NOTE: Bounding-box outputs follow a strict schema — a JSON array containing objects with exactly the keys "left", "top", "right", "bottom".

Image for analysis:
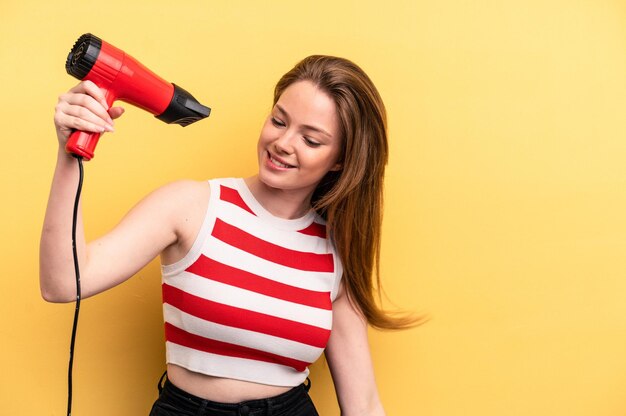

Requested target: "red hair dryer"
[{"left": 65, "top": 33, "right": 210, "bottom": 160}]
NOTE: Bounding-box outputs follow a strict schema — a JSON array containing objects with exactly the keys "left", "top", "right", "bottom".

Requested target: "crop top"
[{"left": 161, "top": 177, "right": 343, "bottom": 387}]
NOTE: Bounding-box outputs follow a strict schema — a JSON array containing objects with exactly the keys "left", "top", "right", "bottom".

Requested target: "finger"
[
  {"left": 69, "top": 80, "right": 110, "bottom": 112},
  {"left": 61, "top": 92, "right": 115, "bottom": 126},
  {"left": 108, "top": 106, "right": 125, "bottom": 120},
  {"left": 57, "top": 100, "right": 114, "bottom": 132},
  {"left": 60, "top": 113, "right": 107, "bottom": 134}
]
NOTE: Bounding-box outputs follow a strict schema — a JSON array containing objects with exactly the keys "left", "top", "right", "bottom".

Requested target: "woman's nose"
[{"left": 274, "top": 130, "right": 296, "bottom": 154}]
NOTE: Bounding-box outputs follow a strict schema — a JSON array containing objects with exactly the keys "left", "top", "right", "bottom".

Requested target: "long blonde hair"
[{"left": 274, "top": 56, "right": 424, "bottom": 330}]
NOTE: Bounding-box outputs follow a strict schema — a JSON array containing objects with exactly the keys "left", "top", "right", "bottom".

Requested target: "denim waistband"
[{"left": 157, "top": 376, "right": 312, "bottom": 416}]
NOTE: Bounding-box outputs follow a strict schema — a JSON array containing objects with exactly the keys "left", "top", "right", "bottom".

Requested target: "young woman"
[{"left": 41, "top": 55, "right": 419, "bottom": 416}]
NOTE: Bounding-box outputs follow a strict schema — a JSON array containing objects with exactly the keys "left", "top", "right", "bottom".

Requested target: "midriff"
[{"left": 166, "top": 363, "right": 293, "bottom": 403}]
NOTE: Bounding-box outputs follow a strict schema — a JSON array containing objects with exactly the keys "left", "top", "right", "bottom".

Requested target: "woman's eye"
[
  {"left": 304, "top": 137, "right": 321, "bottom": 147},
  {"left": 271, "top": 117, "right": 285, "bottom": 127}
]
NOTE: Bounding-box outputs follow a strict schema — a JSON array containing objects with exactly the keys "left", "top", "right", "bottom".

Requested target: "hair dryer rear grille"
[{"left": 66, "top": 33, "right": 102, "bottom": 80}]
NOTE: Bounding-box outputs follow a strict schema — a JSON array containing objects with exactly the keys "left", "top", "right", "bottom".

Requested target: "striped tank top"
[{"left": 161, "top": 177, "right": 343, "bottom": 387}]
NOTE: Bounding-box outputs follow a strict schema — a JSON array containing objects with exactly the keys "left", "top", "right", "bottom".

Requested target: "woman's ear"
[{"left": 330, "top": 150, "right": 344, "bottom": 172}]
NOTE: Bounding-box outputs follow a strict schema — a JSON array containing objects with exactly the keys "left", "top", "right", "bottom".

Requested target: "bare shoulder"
[
  {"left": 143, "top": 179, "right": 209, "bottom": 209},
  {"left": 155, "top": 179, "right": 211, "bottom": 265},
  {"left": 150, "top": 179, "right": 210, "bottom": 223},
  {"left": 153, "top": 179, "right": 210, "bottom": 199}
]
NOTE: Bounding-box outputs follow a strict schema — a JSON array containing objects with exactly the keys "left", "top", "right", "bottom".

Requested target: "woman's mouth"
[{"left": 268, "top": 152, "right": 295, "bottom": 169}]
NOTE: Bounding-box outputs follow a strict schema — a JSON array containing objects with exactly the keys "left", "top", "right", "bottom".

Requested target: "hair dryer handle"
[
  {"left": 66, "top": 130, "right": 102, "bottom": 161},
  {"left": 65, "top": 89, "right": 116, "bottom": 160}
]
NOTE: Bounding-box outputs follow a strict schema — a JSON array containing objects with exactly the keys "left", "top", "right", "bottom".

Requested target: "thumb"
[{"left": 109, "top": 106, "right": 125, "bottom": 120}]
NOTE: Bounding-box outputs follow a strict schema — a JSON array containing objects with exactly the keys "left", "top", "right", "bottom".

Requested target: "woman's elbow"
[
  {"left": 40, "top": 287, "right": 75, "bottom": 303},
  {"left": 39, "top": 274, "right": 76, "bottom": 303}
]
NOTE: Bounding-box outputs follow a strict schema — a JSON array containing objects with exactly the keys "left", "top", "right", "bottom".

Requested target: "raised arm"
[
  {"left": 39, "top": 81, "right": 205, "bottom": 302},
  {"left": 325, "top": 282, "right": 386, "bottom": 416}
]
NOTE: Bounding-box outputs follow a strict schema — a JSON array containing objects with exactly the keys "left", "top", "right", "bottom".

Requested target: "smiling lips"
[{"left": 268, "top": 151, "right": 296, "bottom": 169}]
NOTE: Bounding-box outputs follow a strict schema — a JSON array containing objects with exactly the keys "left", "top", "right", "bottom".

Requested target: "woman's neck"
[{"left": 244, "top": 176, "right": 313, "bottom": 220}]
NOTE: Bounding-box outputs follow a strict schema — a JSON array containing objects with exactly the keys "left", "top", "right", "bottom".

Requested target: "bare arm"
[
  {"left": 325, "top": 283, "right": 386, "bottom": 416},
  {"left": 39, "top": 81, "right": 204, "bottom": 302}
]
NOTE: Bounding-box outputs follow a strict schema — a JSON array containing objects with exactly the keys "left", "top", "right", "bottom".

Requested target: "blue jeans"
[{"left": 149, "top": 374, "right": 319, "bottom": 416}]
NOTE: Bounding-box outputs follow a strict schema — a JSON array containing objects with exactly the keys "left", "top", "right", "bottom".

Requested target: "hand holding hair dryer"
[{"left": 65, "top": 33, "right": 211, "bottom": 160}]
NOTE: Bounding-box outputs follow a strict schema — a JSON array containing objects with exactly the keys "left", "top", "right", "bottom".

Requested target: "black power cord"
[{"left": 68, "top": 155, "right": 84, "bottom": 416}]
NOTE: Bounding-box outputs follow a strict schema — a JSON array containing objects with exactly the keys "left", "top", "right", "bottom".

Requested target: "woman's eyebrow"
[{"left": 275, "top": 104, "right": 332, "bottom": 138}]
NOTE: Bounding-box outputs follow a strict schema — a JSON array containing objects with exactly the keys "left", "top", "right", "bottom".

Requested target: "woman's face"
[{"left": 257, "top": 80, "right": 342, "bottom": 197}]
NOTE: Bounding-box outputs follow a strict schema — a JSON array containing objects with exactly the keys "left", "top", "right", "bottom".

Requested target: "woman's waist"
[{"left": 166, "top": 363, "right": 293, "bottom": 403}]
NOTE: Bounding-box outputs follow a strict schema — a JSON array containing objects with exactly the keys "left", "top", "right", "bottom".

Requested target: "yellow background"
[{"left": 1, "top": 1, "right": 626, "bottom": 415}]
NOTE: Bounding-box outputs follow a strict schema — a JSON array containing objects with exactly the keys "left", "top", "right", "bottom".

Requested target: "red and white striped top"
[{"left": 161, "top": 178, "right": 343, "bottom": 387}]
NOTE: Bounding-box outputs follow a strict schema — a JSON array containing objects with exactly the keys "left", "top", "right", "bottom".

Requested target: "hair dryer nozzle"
[
  {"left": 66, "top": 33, "right": 102, "bottom": 80},
  {"left": 156, "top": 84, "right": 211, "bottom": 126}
]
